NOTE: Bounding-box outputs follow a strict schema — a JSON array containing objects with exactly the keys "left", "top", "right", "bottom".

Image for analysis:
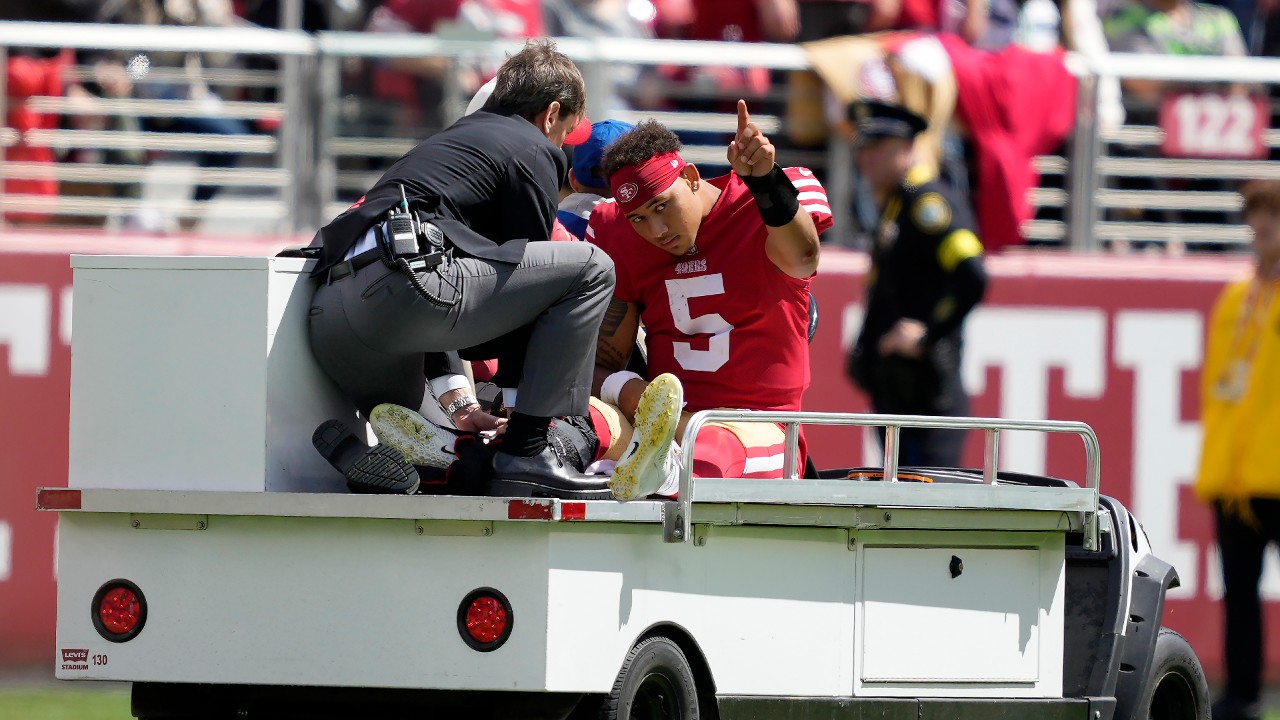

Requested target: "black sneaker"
[{"left": 312, "top": 419, "right": 420, "bottom": 495}]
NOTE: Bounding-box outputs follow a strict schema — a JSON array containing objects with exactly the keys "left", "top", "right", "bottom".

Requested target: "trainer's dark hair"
[
  {"left": 600, "top": 120, "right": 683, "bottom": 181},
  {"left": 488, "top": 39, "right": 585, "bottom": 122}
]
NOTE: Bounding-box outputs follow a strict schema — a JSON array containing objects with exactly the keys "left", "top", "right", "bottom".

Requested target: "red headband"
[{"left": 610, "top": 152, "right": 687, "bottom": 214}]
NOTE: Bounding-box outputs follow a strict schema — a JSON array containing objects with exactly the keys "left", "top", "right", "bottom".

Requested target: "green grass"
[{"left": 0, "top": 688, "right": 131, "bottom": 720}]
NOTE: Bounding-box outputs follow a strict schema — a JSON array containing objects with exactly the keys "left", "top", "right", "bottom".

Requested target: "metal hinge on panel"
[
  {"left": 846, "top": 529, "right": 856, "bottom": 551},
  {"left": 692, "top": 524, "right": 711, "bottom": 547},
  {"left": 853, "top": 508, "right": 892, "bottom": 530},
  {"left": 662, "top": 502, "right": 685, "bottom": 543},
  {"left": 414, "top": 520, "right": 494, "bottom": 537},
  {"left": 130, "top": 514, "right": 208, "bottom": 531}
]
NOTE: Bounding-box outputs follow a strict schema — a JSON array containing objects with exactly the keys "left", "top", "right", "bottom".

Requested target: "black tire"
[
  {"left": 1135, "top": 628, "right": 1211, "bottom": 720},
  {"left": 601, "top": 636, "right": 700, "bottom": 720}
]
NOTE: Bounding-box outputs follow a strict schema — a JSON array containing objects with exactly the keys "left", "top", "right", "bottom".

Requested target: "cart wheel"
[
  {"left": 601, "top": 636, "right": 699, "bottom": 720},
  {"left": 1137, "top": 628, "right": 1210, "bottom": 720}
]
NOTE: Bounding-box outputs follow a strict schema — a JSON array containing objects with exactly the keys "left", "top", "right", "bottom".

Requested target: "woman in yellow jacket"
[{"left": 1196, "top": 179, "right": 1280, "bottom": 720}]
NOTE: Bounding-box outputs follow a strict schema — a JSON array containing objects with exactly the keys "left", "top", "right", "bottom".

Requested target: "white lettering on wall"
[
  {"left": 964, "top": 309, "right": 1108, "bottom": 474},
  {"left": 1115, "top": 311, "right": 1203, "bottom": 598},
  {"left": 0, "top": 285, "right": 52, "bottom": 375},
  {"left": 0, "top": 521, "right": 11, "bottom": 582}
]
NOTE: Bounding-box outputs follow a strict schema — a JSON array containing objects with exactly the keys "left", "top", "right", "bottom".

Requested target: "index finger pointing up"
[{"left": 737, "top": 99, "right": 750, "bottom": 135}]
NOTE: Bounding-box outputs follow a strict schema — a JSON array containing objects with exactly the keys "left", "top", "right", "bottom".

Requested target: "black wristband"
[{"left": 740, "top": 165, "right": 801, "bottom": 227}]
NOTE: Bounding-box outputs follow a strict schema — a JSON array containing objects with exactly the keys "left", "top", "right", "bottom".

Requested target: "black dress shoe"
[{"left": 490, "top": 446, "right": 613, "bottom": 500}]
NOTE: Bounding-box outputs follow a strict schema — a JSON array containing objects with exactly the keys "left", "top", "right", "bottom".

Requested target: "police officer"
[
  {"left": 846, "top": 99, "right": 988, "bottom": 467},
  {"left": 308, "top": 40, "right": 616, "bottom": 496}
]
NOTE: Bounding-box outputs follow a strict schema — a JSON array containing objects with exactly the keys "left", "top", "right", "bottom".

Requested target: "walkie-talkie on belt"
[
  {"left": 387, "top": 184, "right": 456, "bottom": 307},
  {"left": 387, "top": 184, "right": 445, "bottom": 272},
  {"left": 387, "top": 185, "right": 419, "bottom": 258}
]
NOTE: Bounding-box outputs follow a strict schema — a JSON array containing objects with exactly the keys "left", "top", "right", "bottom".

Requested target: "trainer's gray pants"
[{"left": 309, "top": 241, "right": 615, "bottom": 419}]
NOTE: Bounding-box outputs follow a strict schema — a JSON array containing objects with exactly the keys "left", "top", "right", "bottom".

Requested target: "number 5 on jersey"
[{"left": 665, "top": 274, "right": 731, "bottom": 372}]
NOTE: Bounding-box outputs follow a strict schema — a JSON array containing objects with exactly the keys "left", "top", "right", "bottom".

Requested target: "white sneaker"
[
  {"left": 610, "top": 373, "right": 683, "bottom": 501},
  {"left": 369, "top": 403, "right": 459, "bottom": 468}
]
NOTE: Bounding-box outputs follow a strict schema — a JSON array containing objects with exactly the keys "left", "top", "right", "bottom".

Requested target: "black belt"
[{"left": 327, "top": 248, "right": 385, "bottom": 283}]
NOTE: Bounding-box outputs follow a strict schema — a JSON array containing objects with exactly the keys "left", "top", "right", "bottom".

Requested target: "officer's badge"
[
  {"left": 913, "top": 193, "right": 951, "bottom": 234},
  {"left": 877, "top": 221, "right": 898, "bottom": 248}
]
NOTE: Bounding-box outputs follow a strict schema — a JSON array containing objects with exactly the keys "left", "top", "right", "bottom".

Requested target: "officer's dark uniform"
[{"left": 846, "top": 100, "right": 988, "bottom": 467}]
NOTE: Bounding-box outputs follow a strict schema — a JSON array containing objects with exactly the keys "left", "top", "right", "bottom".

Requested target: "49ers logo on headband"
[{"left": 610, "top": 152, "right": 688, "bottom": 213}]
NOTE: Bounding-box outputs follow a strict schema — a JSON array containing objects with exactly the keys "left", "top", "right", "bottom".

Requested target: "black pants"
[
  {"left": 869, "top": 352, "right": 969, "bottom": 468},
  {"left": 1215, "top": 498, "right": 1280, "bottom": 703}
]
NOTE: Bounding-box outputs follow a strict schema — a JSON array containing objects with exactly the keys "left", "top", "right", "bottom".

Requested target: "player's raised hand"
[{"left": 727, "top": 99, "right": 775, "bottom": 178}]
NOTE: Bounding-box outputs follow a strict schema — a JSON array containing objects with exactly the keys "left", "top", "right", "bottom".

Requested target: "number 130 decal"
[{"left": 665, "top": 274, "right": 732, "bottom": 372}]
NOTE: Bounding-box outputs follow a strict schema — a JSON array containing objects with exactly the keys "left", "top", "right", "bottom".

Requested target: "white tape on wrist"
[{"left": 600, "top": 370, "right": 643, "bottom": 407}]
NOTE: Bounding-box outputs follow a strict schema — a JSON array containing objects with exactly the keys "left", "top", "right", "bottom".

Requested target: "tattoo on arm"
[
  {"left": 595, "top": 298, "right": 636, "bottom": 373},
  {"left": 600, "top": 298, "right": 628, "bottom": 337},
  {"left": 595, "top": 341, "right": 628, "bottom": 372}
]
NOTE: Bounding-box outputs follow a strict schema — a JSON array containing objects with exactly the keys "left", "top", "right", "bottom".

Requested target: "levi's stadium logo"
[
  {"left": 62, "top": 649, "right": 88, "bottom": 663},
  {"left": 618, "top": 183, "right": 639, "bottom": 203}
]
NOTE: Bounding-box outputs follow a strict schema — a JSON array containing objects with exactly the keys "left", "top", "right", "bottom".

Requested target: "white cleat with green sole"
[
  {"left": 369, "top": 403, "right": 459, "bottom": 469},
  {"left": 610, "top": 373, "right": 683, "bottom": 502}
]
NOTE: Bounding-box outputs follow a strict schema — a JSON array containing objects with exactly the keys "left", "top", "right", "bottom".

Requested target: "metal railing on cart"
[{"left": 3, "top": 20, "right": 1279, "bottom": 250}]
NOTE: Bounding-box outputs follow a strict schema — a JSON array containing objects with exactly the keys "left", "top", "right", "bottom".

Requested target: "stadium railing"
[{"left": 3, "top": 20, "right": 1279, "bottom": 251}]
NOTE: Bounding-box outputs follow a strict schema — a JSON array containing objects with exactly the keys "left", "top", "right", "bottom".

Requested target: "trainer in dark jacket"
[
  {"left": 845, "top": 100, "right": 988, "bottom": 467},
  {"left": 312, "top": 108, "right": 569, "bottom": 274},
  {"left": 308, "top": 39, "right": 615, "bottom": 495}
]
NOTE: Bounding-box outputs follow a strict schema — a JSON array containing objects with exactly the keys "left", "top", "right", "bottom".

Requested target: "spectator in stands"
[
  {"left": 1105, "top": 0, "right": 1248, "bottom": 101},
  {"left": 63, "top": 57, "right": 150, "bottom": 229},
  {"left": 670, "top": 0, "right": 797, "bottom": 102},
  {"left": 3, "top": 49, "right": 67, "bottom": 224},
  {"left": 544, "top": 0, "right": 655, "bottom": 113},
  {"left": 876, "top": 0, "right": 1007, "bottom": 47},
  {"left": 362, "top": 0, "right": 543, "bottom": 132},
  {"left": 1204, "top": 0, "right": 1264, "bottom": 53},
  {"left": 845, "top": 100, "right": 987, "bottom": 467},
  {"left": 3, "top": 48, "right": 69, "bottom": 222},
  {"left": 1103, "top": 0, "right": 1248, "bottom": 241},
  {"left": 105, "top": 0, "right": 255, "bottom": 230},
  {"left": 1194, "top": 180, "right": 1280, "bottom": 720}
]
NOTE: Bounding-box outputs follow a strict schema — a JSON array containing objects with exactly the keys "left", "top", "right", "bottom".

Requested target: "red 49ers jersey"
[{"left": 588, "top": 168, "right": 834, "bottom": 412}]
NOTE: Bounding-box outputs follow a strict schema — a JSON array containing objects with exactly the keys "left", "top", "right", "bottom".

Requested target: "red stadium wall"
[{"left": 0, "top": 233, "right": 1264, "bottom": 684}]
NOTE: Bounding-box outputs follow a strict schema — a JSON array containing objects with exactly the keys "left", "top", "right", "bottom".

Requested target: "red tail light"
[
  {"left": 457, "top": 588, "right": 513, "bottom": 652},
  {"left": 92, "top": 580, "right": 147, "bottom": 642}
]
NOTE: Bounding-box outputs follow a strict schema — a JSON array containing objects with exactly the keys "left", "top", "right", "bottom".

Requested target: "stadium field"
[{"left": 0, "top": 687, "right": 130, "bottom": 719}]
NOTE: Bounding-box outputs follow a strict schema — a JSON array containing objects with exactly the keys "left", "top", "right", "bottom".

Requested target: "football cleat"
[
  {"left": 610, "top": 373, "right": 683, "bottom": 501},
  {"left": 369, "top": 403, "right": 460, "bottom": 469}
]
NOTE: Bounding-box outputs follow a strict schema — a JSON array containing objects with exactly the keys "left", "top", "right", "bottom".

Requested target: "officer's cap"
[{"left": 848, "top": 99, "right": 928, "bottom": 145}]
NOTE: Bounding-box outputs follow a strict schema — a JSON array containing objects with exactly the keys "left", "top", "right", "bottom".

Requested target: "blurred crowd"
[{"left": 2, "top": 0, "right": 1279, "bottom": 245}]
